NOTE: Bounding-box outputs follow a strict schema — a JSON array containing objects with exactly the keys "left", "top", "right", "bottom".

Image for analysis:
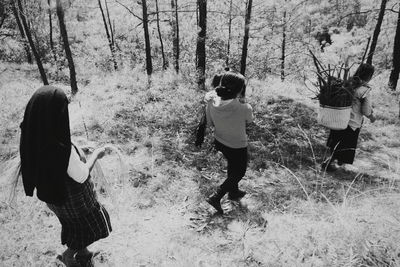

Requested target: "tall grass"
[{"left": 1, "top": 64, "right": 400, "bottom": 266}]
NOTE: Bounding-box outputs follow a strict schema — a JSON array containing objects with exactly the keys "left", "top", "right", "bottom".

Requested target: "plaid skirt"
[{"left": 47, "top": 177, "right": 112, "bottom": 250}]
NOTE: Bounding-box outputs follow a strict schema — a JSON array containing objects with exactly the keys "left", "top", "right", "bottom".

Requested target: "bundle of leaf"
[
  {"left": 309, "top": 50, "right": 357, "bottom": 130},
  {"left": 5, "top": 144, "right": 127, "bottom": 211},
  {"left": 4, "top": 155, "right": 22, "bottom": 206},
  {"left": 194, "top": 106, "right": 207, "bottom": 147},
  {"left": 194, "top": 91, "right": 217, "bottom": 147},
  {"left": 318, "top": 76, "right": 354, "bottom": 107},
  {"left": 309, "top": 38, "right": 372, "bottom": 130},
  {"left": 88, "top": 144, "right": 128, "bottom": 211}
]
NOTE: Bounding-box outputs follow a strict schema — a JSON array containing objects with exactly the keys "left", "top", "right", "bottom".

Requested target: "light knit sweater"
[
  {"left": 348, "top": 85, "right": 373, "bottom": 130},
  {"left": 206, "top": 98, "right": 253, "bottom": 148}
]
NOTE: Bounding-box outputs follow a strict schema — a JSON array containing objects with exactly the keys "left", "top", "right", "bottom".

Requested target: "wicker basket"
[{"left": 318, "top": 105, "right": 351, "bottom": 130}]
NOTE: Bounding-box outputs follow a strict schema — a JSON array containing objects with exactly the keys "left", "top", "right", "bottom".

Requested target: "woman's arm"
[
  {"left": 68, "top": 146, "right": 106, "bottom": 183},
  {"left": 361, "top": 95, "right": 375, "bottom": 122},
  {"left": 245, "top": 104, "right": 254, "bottom": 123},
  {"left": 206, "top": 102, "right": 214, "bottom": 127},
  {"left": 85, "top": 147, "right": 106, "bottom": 173}
]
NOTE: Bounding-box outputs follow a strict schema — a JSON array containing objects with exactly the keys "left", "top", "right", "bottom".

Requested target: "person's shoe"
[
  {"left": 207, "top": 195, "right": 223, "bottom": 214},
  {"left": 228, "top": 189, "right": 246, "bottom": 201},
  {"left": 321, "top": 161, "right": 337, "bottom": 172},
  {"left": 56, "top": 253, "right": 80, "bottom": 267},
  {"left": 75, "top": 251, "right": 99, "bottom": 267},
  {"left": 207, "top": 190, "right": 224, "bottom": 214}
]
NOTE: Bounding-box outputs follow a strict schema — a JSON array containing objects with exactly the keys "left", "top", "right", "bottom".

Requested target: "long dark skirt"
[
  {"left": 47, "top": 178, "right": 112, "bottom": 250},
  {"left": 214, "top": 140, "right": 248, "bottom": 193},
  {"left": 327, "top": 126, "right": 360, "bottom": 164}
]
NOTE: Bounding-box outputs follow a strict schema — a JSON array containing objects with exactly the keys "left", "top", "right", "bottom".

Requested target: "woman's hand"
[
  {"left": 87, "top": 146, "right": 107, "bottom": 173},
  {"left": 94, "top": 147, "right": 107, "bottom": 159},
  {"left": 368, "top": 113, "right": 376, "bottom": 123},
  {"left": 238, "top": 96, "right": 246, "bottom": 103}
]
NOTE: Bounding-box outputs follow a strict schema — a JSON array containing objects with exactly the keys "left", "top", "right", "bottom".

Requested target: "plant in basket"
[
  {"left": 308, "top": 37, "right": 371, "bottom": 130},
  {"left": 308, "top": 50, "right": 355, "bottom": 130},
  {"left": 319, "top": 75, "right": 354, "bottom": 108}
]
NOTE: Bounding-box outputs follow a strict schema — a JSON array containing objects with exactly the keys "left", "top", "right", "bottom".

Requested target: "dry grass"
[{"left": 1, "top": 63, "right": 400, "bottom": 266}]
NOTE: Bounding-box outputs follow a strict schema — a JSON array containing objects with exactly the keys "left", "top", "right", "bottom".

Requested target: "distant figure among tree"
[{"left": 316, "top": 27, "right": 332, "bottom": 52}]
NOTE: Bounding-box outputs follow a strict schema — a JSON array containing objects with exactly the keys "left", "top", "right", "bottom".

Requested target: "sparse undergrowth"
[{"left": 1, "top": 64, "right": 400, "bottom": 266}]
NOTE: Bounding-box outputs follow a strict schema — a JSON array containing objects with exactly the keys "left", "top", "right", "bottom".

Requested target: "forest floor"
[{"left": 1, "top": 63, "right": 400, "bottom": 267}]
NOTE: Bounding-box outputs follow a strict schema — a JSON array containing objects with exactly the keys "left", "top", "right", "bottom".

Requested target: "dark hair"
[
  {"left": 353, "top": 63, "right": 374, "bottom": 83},
  {"left": 343, "top": 63, "right": 374, "bottom": 91},
  {"left": 212, "top": 72, "right": 246, "bottom": 100}
]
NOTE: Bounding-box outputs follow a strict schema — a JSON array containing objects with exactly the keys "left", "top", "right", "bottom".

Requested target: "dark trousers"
[
  {"left": 327, "top": 126, "right": 360, "bottom": 164},
  {"left": 214, "top": 140, "right": 248, "bottom": 193}
]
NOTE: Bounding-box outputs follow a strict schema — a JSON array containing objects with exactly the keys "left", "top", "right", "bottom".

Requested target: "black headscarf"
[{"left": 20, "top": 86, "right": 71, "bottom": 205}]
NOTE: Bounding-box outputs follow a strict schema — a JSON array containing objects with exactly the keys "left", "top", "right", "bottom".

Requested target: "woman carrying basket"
[
  {"left": 19, "top": 86, "right": 111, "bottom": 266},
  {"left": 322, "top": 63, "right": 376, "bottom": 172}
]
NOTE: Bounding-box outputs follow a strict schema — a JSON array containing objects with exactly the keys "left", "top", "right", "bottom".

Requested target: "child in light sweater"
[{"left": 206, "top": 72, "right": 253, "bottom": 214}]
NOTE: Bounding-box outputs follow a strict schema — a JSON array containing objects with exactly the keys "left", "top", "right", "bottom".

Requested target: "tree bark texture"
[
  {"left": 172, "top": 0, "right": 180, "bottom": 72},
  {"left": 142, "top": 0, "right": 153, "bottom": 76},
  {"left": 226, "top": 0, "right": 233, "bottom": 67},
  {"left": 240, "top": 0, "right": 252, "bottom": 75},
  {"left": 196, "top": 0, "right": 207, "bottom": 91},
  {"left": 104, "top": 0, "right": 114, "bottom": 46},
  {"left": 0, "top": 1, "right": 6, "bottom": 30},
  {"left": 366, "top": 0, "right": 387, "bottom": 65},
  {"left": 280, "top": 8, "right": 286, "bottom": 81},
  {"left": 389, "top": 6, "right": 400, "bottom": 91},
  {"left": 155, "top": 0, "right": 167, "bottom": 70},
  {"left": 56, "top": 0, "right": 78, "bottom": 94},
  {"left": 98, "top": 0, "right": 117, "bottom": 70},
  {"left": 48, "top": 0, "right": 57, "bottom": 62},
  {"left": 16, "top": 0, "right": 48, "bottom": 84},
  {"left": 11, "top": 0, "right": 32, "bottom": 64}
]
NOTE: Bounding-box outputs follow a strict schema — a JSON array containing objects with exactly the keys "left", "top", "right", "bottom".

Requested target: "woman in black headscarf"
[{"left": 20, "top": 86, "right": 111, "bottom": 267}]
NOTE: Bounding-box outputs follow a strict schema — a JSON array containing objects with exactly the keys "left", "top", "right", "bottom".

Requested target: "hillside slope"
[{"left": 1, "top": 64, "right": 400, "bottom": 266}]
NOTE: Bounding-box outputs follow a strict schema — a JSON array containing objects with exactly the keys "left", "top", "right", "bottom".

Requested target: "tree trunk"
[
  {"left": 0, "top": 1, "right": 6, "bottom": 30},
  {"left": 195, "top": 2, "right": 199, "bottom": 68},
  {"left": 104, "top": 0, "right": 114, "bottom": 46},
  {"left": 56, "top": 0, "right": 78, "bottom": 94},
  {"left": 226, "top": 0, "right": 233, "bottom": 67},
  {"left": 48, "top": 0, "right": 57, "bottom": 62},
  {"left": 170, "top": 0, "right": 179, "bottom": 72},
  {"left": 366, "top": 0, "right": 387, "bottom": 65},
  {"left": 16, "top": 0, "right": 48, "bottom": 84},
  {"left": 196, "top": 0, "right": 207, "bottom": 91},
  {"left": 142, "top": 0, "right": 153, "bottom": 76},
  {"left": 389, "top": 6, "right": 400, "bottom": 91},
  {"left": 281, "top": 6, "right": 287, "bottom": 82},
  {"left": 0, "top": 15, "right": 6, "bottom": 31},
  {"left": 11, "top": 1, "right": 32, "bottom": 64},
  {"left": 155, "top": 0, "right": 167, "bottom": 70},
  {"left": 98, "top": 0, "right": 117, "bottom": 70},
  {"left": 240, "top": 0, "right": 252, "bottom": 75}
]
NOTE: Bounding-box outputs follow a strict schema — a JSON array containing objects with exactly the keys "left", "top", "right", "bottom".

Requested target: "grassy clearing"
[{"left": 1, "top": 63, "right": 400, "bottom": 266}]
